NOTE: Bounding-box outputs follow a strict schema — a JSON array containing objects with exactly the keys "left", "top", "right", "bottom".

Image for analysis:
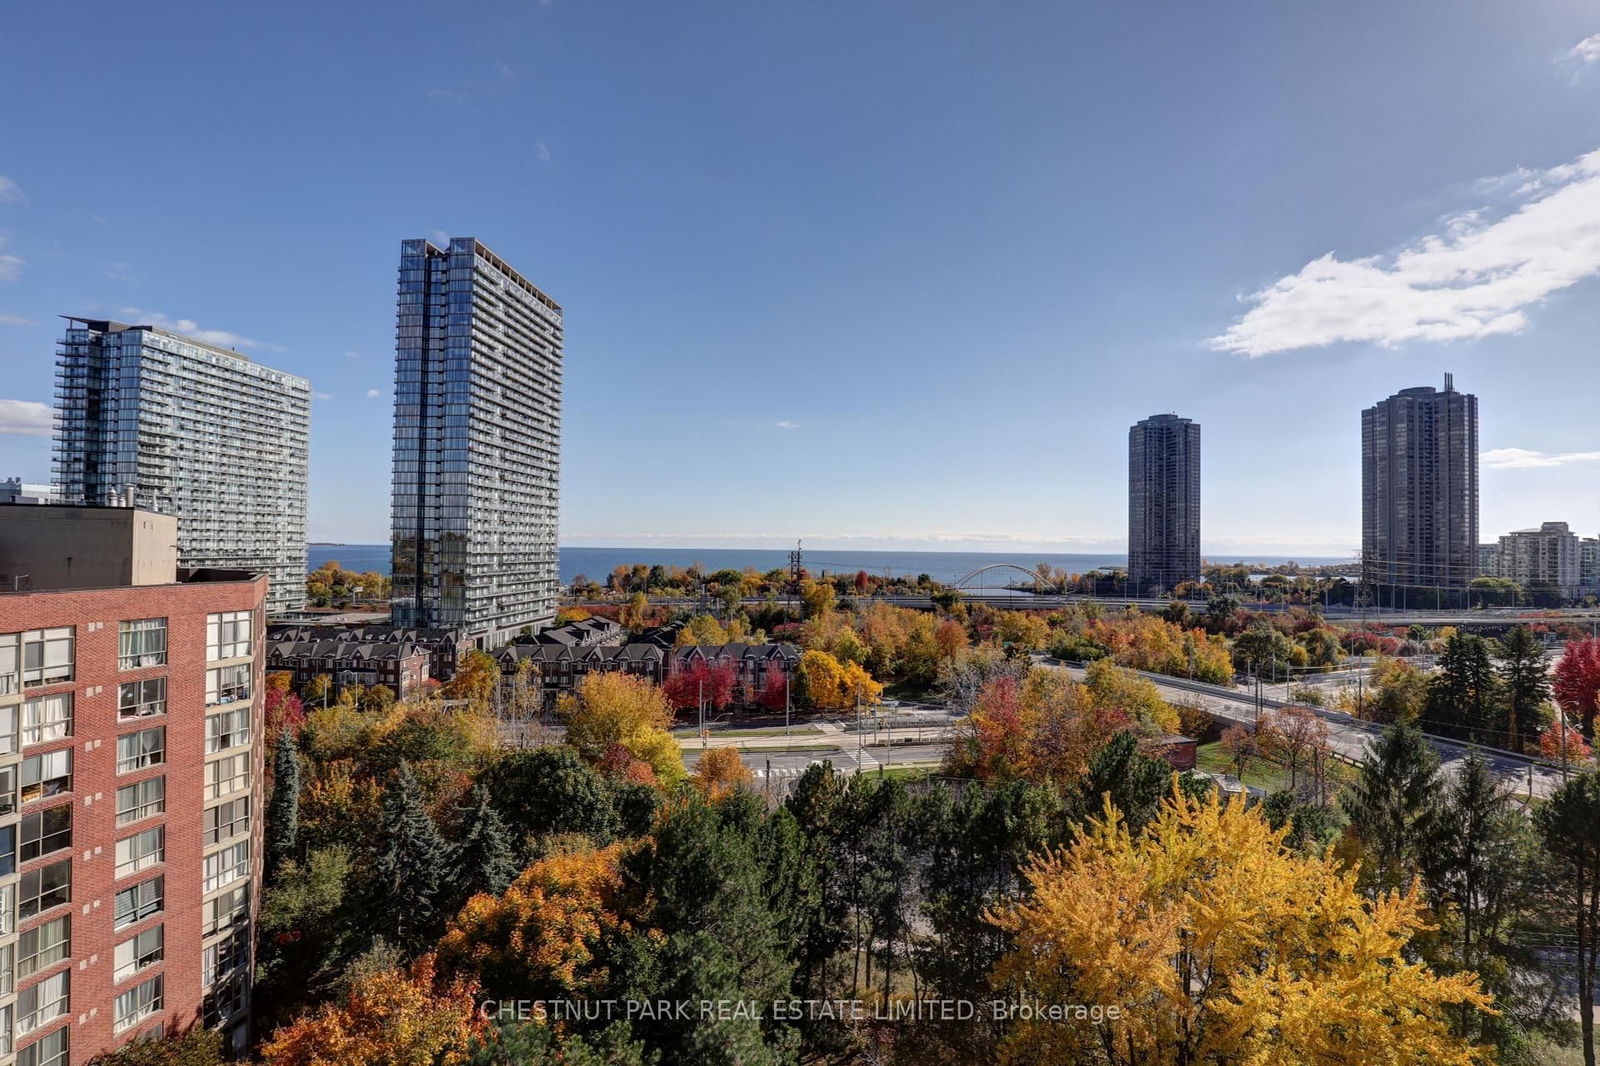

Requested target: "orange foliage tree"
[
  {"left": 437, "top": 844, "right": 627, "bottom": 1000},
  {"left": 258, "top": 954, "right": 481, "bottom": 1066},
  {"left": 690, "top": 746, "right": 754, "bottom": 801}
]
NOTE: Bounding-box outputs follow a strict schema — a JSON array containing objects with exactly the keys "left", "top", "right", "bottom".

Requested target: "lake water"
[{"left": 308, "top": 544, "right": 1346, "bottom": 585}]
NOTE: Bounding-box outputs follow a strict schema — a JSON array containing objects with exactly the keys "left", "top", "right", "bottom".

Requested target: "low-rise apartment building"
[{"left": 0, "top": 507, "right": 263, "bottom": 1064}]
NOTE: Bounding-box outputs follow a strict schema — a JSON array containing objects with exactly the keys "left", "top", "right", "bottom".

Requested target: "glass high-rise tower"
[
  {"left": 389, "top": 238, "right": 562, "bottom": 645},
  {"left": 1128, "top": 413, "right": 1201, "bottom": 596},
  {"left": 52, "top": 318, "right": 311, "bottom": 614}
]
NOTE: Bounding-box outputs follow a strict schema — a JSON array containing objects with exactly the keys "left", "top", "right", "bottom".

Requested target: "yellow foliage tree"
[
  {"left": 799, "top": 650, "right": 883, "bottom": 711},
  {"left": 438, "top": 844, "right": 627, "bottom": 999},
  {"left": 987, "top": 789, "right": 1493, "bottom": 1066},
  {"left": 259, "top": 954, "right": 481, "bottom": 1066},
  {"left": 560, "top": 672, "right": 685, "bottom": 787},
  {"left": 442, "top": 649, "right": 499, "bottom": 709},
  {"left": 690, "top": 746, "right": 755, "bottom": 801},
  {"left": 1084, "top": 658, "right": 1180, "bottom": 735}
]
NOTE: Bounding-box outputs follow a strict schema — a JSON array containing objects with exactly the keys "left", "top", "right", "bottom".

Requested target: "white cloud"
[
  {"left": 1482, "top": 447, "right": 1600, "bottom": 469},
  {"left": 536, "top": 141, "right": 552, "bottom": 164},
  {"left": 1209, "top": 147, "right": 1600, "bottom": 357},
  {"left": 0, "top": 178, "right": 24, "bottom": 205},
  {"left": 0, "top": 234, "right": 23, "bottom": 281},
  {"left": 0, "top": 399, "right": 52, "bottom": 437},
  {"left": 312, "top": 391, "right": 333, "bottom": 401},
  {"left": 117, "top": 307, "right": 259, "bottom": 349},
  {"left": 366, "top": 388, "right": 381, "bottom": 398},
  {"left": 775, "top": 420, "right": 799, "bottom": 429},
  {"left": 0, "top": 313, "right": 33, "bottom": 326},
  {"left": 1567, "top": 34, "right": 1600, "bottom": 64},
  {"left": 429, "top": 229, "right": 451, "bottom": 246}
]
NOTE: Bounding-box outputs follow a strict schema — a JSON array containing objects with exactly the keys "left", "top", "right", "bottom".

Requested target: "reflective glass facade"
[
  {"left": 52, "top": 320, "right": 311, "bottom": 614},
  {"left": 390, "top": 238, "right": 562, "bottom": 644}
]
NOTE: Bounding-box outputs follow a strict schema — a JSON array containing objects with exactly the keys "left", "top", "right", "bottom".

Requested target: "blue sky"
[{"left": 2, "top": 0, "right": 1599, "bottom": 557}]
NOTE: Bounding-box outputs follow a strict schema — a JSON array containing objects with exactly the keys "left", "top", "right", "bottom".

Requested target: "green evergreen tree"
[
  {"left": 1341, "top": 721, "right": 1442, "bottom": 894},
  {"left": 480, "top": 745, "right": 621, "bottom": 850},
  {"left": 465, "top": 1020, "right": 656, "bottom": 1065},
  {"left": 1495, "top": 625, "right": 1550, "bottom": 753},
  {"left": 1427, "top": 633, "right": 1501, "bottom": 741},
  {"left": 451, "top": 785, "right": 519, "bottom": 909},
  {"left": 1536, "top": 772, "right": 1600, "bottom": 1066},
  {"left": 1072, "top": 730, "right": 1169, "bottom": 829},
  {"left": 614, "top": 794, "right": 797, "bottom": 1066},
  {"left": 1421, "top": 751, "right": 1565, "bottom": 1061},
  {"left": 266, "top": 726, "right": 301, "bottom": 878},
  {"left": 369, "top": 760, "right": 448, "bottom": 951}
]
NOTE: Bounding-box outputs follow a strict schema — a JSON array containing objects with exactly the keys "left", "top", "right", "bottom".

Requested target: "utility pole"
[{"left": 784, "top": 672, "right": 791, "bottom": 739}]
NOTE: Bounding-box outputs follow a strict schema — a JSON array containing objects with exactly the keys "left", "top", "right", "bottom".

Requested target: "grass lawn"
[
  {"left": 875, "top": 765, "right": 936, "bottom": 783},
  {"left": 1194, "top": 741, "right": 1292, "bottom": 793}
]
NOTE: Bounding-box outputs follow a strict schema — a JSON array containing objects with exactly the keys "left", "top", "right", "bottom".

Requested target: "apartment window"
[
  {"left": 203, "top": 928, "right": 249, "bottom": 987},
  {"left": 205, "top": 705, "right": 251, "bottom": 754},
  {"left": 0, "top": 883, "right": 15, "bottom": 936},
  {"left": 203, "top": 884, "right": 249, "bottom": 938},
  {"left": 19, "top": 806, "right": 70, "bottom": 863},
  {"left": 207, "top": 612, "right": 252, "bottom": 661},
  {"left": 114, "top": 974, "right": 161, "bottom": 1032},
  {"left": 0, "top": 824, "right": 13, "bottom": 878},
  {"left": 17, "top": 1027, "right": 67, "bottom": 1066},
  {"left": 116, "top": 827, "right": 164, "bottom": 878},
  {"left": 118, "top": 678, "right": 167, "bottom": 721},
  {"left": 21, "top": 629, "right": 73, "bottom": 687},
  {"left": 204, "top": 977, "right": 246, "bottom": 1028},
  {"left": 19, "top": 750, "right": 70, "bottom": 804},
  {"left": 0, "top": 943, "right": 11, "bottom": 996},
  {"left": 20, "top": 694, "right": 71, "bottom": 747},
  {"left": 114, "top": 877, "right": 163, "bottom": 930},
  {"left": 0, "top": 632, "right": 18, "bottom": 695},
  {"left": 0, "top": 703, "right": 15, "bottom": 756},
  {"left": 204, "top": 753, "right": 250, "bottom": 801},
  {"left": 116, "top": 779, "right": 165, "bottom": 826},
  {"left": 206, "top": 664, "right": 251, "bottom": 707},
  {"left": 113, "top": 925, "right": 163, "bottom": 982},
  {"left": 16, "top": 970, "right": 68, "bottom": 1033},
  {"left": 17, "top": 916, "right": 69, "bottom": 979},
  {"left": 204, "top": 796, "right": 250, "bottom": 846},
  {"left": 117, "top": 727, "right": 165, "bottom": 774},
  {"left": 18, "top": 861, "right": 69, "bottom": 921},
  {"left": 203, "top": 840, "right": 250, "bottom": 894},
  {"left": 117, "top": 619, "right": 167, "bottom": 670}
]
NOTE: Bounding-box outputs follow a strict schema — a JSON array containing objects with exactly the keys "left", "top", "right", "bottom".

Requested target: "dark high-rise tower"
[
  {"left": 1361, "top": 376, "right": 1479, "bottom": 597},
  {"left": 1128, "top": 413, "right": 1201, "bottom": 595},
  {"left": 389, "top": 238, "right": 563, "bottom": 645}
]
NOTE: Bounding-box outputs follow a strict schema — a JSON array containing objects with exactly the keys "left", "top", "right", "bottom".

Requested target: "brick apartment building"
[{"left": 0, "top": 507, "right": 263, "bottom": 1064}]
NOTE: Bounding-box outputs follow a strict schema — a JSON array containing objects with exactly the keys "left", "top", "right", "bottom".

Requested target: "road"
[
  {"left": 678, "top": 711, "right": 953, "bottom": 792},
  {"left": 1052, "top": 663, "right": 1568, "bottom": 800}
]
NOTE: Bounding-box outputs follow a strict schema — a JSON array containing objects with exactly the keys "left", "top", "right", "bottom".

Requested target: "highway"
[{"left": 1050, "top": 661, "right": 1569, "bottom": 800}]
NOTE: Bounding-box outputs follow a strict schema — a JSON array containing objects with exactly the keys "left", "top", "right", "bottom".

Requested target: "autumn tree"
[
  {"left": 690, "top": 746, "right": 754, "bottom": 801},
  {"left": 1555, "top": 637, "right": 1600, "bottom": 740},
  {"left": 1542, "top": 718, "right": 1594, "bottom": 769},
  {"left": 560, "top": 672, "right": 684, "bottom": 787},
  {"left": 259, "top": 954, "right": 482, "bottom": 1066},
  {"left": 1259, "top": 705, "right": 1331, "bottom": 794},
  {"left": 661, "top": 658, "right": 736, "bottom": 714},
  {"left": 988, "top": 789, "right": 1492, "bottom": 1066},
  {"left": 443, "top": 650, "right": 500, "bottom": 710},
  {"left": 798, "top": 649, "right": 881, "bottom": 711},
  {"left": 438, "top": 844, "right": 627, "bottom": 1001},
  {"left": 1220, "top": 723, "right": 1258, "bottom": 779},
  {"left": 88, "top": 1030, "right": 227, "bottom": 1066}
]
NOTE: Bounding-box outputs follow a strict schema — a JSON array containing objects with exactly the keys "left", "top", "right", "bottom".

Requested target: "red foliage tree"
[
  {"left": 755, "top": 667, "right": 791, "bottom": 714},
  {"left": 1554, "top": 637, "right": 1600, "bottom": 739},
  {"left": 661, "top": 659, "right": 737, "bottom": 714},
  {"left": 854, "top": 569, "right": 870, "bottom": 593},
  {"left": 265, "top": 686, "right": 306, "bottom": 737},
  {"left": 1541, "top": 718, "right": 1594, "bottom": 766}
]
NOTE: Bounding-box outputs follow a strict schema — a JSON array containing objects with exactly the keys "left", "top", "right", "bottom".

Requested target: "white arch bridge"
[{"left": 951, "top": 562, "right": 1059, "bottom": 591}]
